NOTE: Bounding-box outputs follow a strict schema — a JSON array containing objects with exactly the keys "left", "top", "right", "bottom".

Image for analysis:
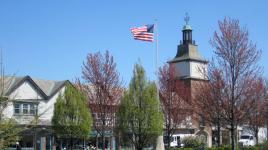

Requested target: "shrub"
[
  {"left": 205, "top": 145, "right": 232, "bottom": 150},
  {"left": 182, "top": 136, "right": 206, "bottom": 150},
  {"left": 168, "top": 148, "right": 193, "bottom": 150},
  {"left": 206, "top": 146, "right": 225, "bottom": 150},
  {"left": 206, "top": 145, "right": 260, "bottom": 150},
  {"left": 257, "top": 140, "right": 268, "bottom": 150},
  {"left": 240, "top": 146, "right": 259, "bottom": 150}
]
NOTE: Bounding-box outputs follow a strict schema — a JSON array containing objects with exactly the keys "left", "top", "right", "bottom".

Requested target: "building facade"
[{"left": 2, "top": 75, "right": 68, "bottom": 150}]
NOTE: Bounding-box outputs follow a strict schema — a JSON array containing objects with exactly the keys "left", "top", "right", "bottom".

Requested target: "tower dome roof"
[
  {"left": 183, "top": 24, "right": 192, "bottom": 30},
  {"left": 183, "top": 13, "right": 192, "bottom": 30}
]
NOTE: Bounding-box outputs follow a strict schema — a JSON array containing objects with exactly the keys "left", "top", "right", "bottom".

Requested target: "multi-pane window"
[
  {"left": 23, "top": 104, "right": 28, "bottom": 114},
  {"left": 30, "top": 104, "right": 37, "bottom": 115},
  {"left": 14, "top": 103, "right": 38, "bottom": 115},
  {"left": 14, "top": 103, "right": 20, "bottom": 114}
]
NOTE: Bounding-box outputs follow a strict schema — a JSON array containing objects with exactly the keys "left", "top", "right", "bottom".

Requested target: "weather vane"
[{"left": 184, "top": 13, "right": 190, "bottom": 25}]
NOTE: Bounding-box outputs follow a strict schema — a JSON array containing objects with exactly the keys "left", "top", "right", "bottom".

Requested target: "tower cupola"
[
  {"left": 168, "top": 13, "right": 208, "bottom": 80},
  {"left": 182, "top": 13, "right": 193, "bottom": 45}
]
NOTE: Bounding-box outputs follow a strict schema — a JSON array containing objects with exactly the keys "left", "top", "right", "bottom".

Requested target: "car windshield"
[
  {"left": 164, "top": 136, "right": 175, "bottom": 143},
  {"left": 240, "top": 135, "right": 250, "bottom": 139},
  {"left": 164, "top": 136, "right": 169, "bottom": 143}
]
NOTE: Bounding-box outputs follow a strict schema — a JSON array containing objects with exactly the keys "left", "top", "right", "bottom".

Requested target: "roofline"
[
  {"left": 48, "top": 80, "right": 71, "bottom": 99},
  {"left": 168, "top": 58, "right": 209, "bottom": 64},
  {"left": 6, "top": 76, "right": 48, "bottom": 99},
  {"left": 179, "top": 77, "right": 209, "bottom": 82},
  {"left": 6, "top": 75, "right": 70, "bottom": 100}
]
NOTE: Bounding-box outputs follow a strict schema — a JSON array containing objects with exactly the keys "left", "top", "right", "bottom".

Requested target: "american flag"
[{"left": 130, "top": 24, "right": 154, "bottom": 42}]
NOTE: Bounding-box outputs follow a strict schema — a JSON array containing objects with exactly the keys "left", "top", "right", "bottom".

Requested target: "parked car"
[
  {"left": 238, "top": 134, "right": 256, "bottom": 146},
  {"left": 164, "top": 134, "right": 192, "bottom": 148}
]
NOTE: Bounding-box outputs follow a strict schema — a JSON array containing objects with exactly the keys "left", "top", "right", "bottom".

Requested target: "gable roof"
[{"left": 1, "top": 75, "right": 69, "bottom": 99}]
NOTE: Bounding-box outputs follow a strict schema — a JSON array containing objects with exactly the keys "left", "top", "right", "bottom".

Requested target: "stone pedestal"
[
  {"left": 156, "top": 136, "right": 165, "bottom": 150},
  {"left": 41, "top": 137, "right": 46, "bottom": 150}
]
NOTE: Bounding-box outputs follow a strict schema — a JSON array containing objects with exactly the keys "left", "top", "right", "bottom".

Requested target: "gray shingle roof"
[
  {"left": 168, "top": 44, "right": 208, "bottom": 63},
  {"left": 1, "top": 75, "right": 69, "bottom": 99},
  {"left": 0, "top": 76, "right": 24, "bottom": 95}
]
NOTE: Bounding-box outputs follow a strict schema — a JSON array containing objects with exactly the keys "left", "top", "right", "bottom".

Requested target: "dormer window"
[{"left": 14, "top": 102, "right": 38, "bottom": 115}]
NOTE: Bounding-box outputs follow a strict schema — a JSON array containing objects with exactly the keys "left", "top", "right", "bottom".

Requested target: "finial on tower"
[
  {"left": 182, "top": 13, "right": 193, "bottom": 44},
  {"left": 184, "top": 13, "right": 190, "bottom": 25},
  {"left": 183, "top": 13, "right": 192, "bottom": 30}
]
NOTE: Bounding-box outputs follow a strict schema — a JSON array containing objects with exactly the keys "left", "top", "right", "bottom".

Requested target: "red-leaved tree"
[
  {"left": 244, "top": 78, "right": 267, "bottom": 144},
  {"left": 159, "top": 64, "right": 191, "bottom": 149},
  {"left": 77, "top": 51, "right": 123, "bottom": 150},
  {"left": 194, "top": 65, "right": 225, "bottom": 147},
  {"left": 210, "top": 17, "right": 261, "bottom": 150}
]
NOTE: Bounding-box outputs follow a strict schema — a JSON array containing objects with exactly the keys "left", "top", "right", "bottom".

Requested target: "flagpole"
[
  {"left": 155, "top": 19, "right": 164, "bottom": 150},
  {"left": 155, "top": 19, "right": 159, "bottom": 101}
]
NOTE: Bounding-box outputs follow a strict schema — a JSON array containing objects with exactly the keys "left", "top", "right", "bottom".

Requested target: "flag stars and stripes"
[{"left": 130, "top": 24, "right": 154, "bottom": 42}]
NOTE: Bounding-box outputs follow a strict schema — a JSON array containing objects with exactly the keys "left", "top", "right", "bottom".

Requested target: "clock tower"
[
  {"left": 168, "top": 15, "right": 208, "bottom": 87},
  {"left": 168, "top": 14, "right": 212, "bottom": 147}
]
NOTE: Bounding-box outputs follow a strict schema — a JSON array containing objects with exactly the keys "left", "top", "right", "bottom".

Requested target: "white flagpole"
[
  {"left": 155, "top": 20, "right": 165, "bottom": 150},
  {"left": 155, "top": 20, "right": 159, "bottom": 101}
]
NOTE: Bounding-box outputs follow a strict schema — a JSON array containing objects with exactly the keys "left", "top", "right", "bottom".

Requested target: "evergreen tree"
[
  {"left": 118, "top": 63, "right": 163, "bottom": 150},
  {"left": 0, "top": 53, "right": 21, "bottom": 149},
  {"left": 0, "top": 111, "right": 21, "bottom": 149},
  {"left": 52, "top": 83, "right": 92, "bottom": 149}
]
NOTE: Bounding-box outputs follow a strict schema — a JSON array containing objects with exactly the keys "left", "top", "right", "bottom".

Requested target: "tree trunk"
[
  {"left": 102, "top": 134, "right": 105, "bottom": 150},
  {"left": 231, "top": 81, "right": 235, "bottom": 150},
  {"left": 136, "top": 146, "right": 143, "bottom": 150},
  {"left": 71, "top": 137, "right": 73, "bottom": 150},
  {"left": 167, "top": 91, "right": 171, "bottom": 149},
  {"left": 118, "top": 132, "right": 121, "bottom": 150},
  {"left": 167, "top": 124, "right": 171, "bottom": 149},
  {"left": 231, "top": 124, "right": 235, "bottom": 150},
  {"left": 110, "top": 137, "right": 112, "bottom": 150},
  {"left": 34, "top": 128, "right": 37, "bottom": 150},
  {"left": 96, "top": 136, "right": 99, "bottom": 149},
  {"left": 267, "top": 106, "right": 268, "bottom": 140},
  {"left": 217, "top": 123, "right": 221, "bottom": 147},
  {"left": 255, "top": 129, "right": 259, "bottom": 144}
]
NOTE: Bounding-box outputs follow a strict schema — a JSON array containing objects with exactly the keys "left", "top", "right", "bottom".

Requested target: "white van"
[
  {"left": 238, "top": 135, "right": 256, "bottom": 146},
  {"left": 164, "top": 134, "right": 192, "bottom": 148}
]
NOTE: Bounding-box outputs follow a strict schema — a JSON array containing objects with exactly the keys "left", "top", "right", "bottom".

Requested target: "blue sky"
[{"left": 0, "top": 0, "right": 267, "bottom": 84}]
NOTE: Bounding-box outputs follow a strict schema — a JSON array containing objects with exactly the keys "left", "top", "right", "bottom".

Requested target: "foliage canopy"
[
  {"left": 52, "top": 83, "right": 92, "bottom": 138},
  {"left": 118, "top": 63, "right": 163, "bottom": 150}
]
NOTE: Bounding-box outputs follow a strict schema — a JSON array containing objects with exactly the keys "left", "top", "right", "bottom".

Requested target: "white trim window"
[
  {"left": 23, "top": 103, "right": 28, "bottom": 114},
  {"left": 14, "top": 103, "right": 20, "bottom": 114},
  {"left": 14, "top": 102, "right": 38, "bottom": 115},
  {"left": 30, "top": 104, "right": 36, "bottom": 115}
]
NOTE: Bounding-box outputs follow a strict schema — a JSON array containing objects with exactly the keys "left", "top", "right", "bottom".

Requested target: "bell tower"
[
  {"left": 167, "top": 14, "right": 212, "bottom": 147},
  {"left": 168, "top": 14, "right": 208, "bottom": 80}
]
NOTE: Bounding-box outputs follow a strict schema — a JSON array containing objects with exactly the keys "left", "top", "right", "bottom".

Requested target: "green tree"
[
  {"left": 52, "top": 83, "right": 92, "bottom": 150},
  {"left": 118, "top": 63, "right": 163, "bottom": 150},
  {"left": 0, "top": 51, "right": 21, "bottom": 149},
  {"left": 0, "top": 118, "right": 21, "bottom": 149}
]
